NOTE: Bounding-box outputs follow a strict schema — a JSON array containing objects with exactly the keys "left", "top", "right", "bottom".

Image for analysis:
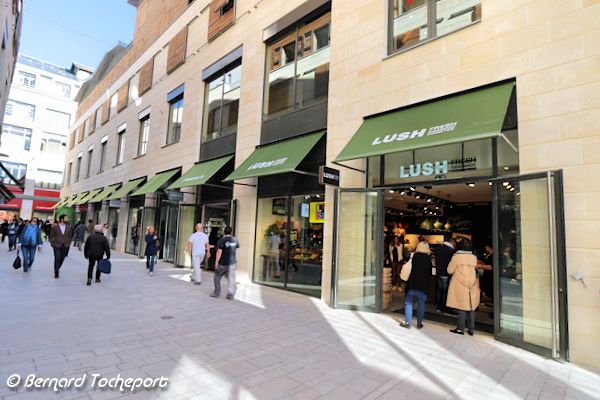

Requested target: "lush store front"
[
  {"left": 332, "top": 81, "right": 569, "bottom": 361},
  {"left": 226, "top": 131, "right": 326, "bottom": 297}
]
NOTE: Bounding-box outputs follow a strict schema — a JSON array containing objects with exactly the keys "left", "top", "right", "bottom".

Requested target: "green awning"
[
  {"left": 106, "top": 178, "right": 146, "bottom": 200},
  {"left": 72, "top": 191, "right": 92, "bottom": 206},
  {"left": 167, "top": 156, "right": 233, "bottom": 190},
  {"left": 91, "top": 184, "right": 121, "bottom": 202},
  {"left": 51, "top": 197, "right": 68, "bottom": 209},
  {"left": 225, "top": 131, "right": 325, "bottom": 181},
  {"left": 60, "top": 195, "right": 77, "bottom": 207},
  {"left": 334, "top": 82, "right": 515, "bottom": 162},
  {"left": 131, "top": 169, "right": 180, "bottom": 196},
  {"left": 65, "top": 193, "right": 87, "bottom": 207},
  {"left": 75, "top": 188, "right": 103, "bottom": 205}
]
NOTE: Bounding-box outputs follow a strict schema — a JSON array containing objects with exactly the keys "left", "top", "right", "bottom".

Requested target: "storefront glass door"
[
  {"left": 126, "top": 207, "right": 142, "bottom": 255},
  {"left": 176, "top": 204, "right": 197, "bottom": 267},
  {"left": 139, "top": 206, "right": 156, "bottom": 257},
  {"left": 158, "top": 204, "right": 179, "bottom": 263},
  {"left": 107, "top": 208, "right": 119, "bottom": 250},
  {"left": 493, "top": 171, "right": 567, "bottom": 360},
  {"left": 334, "top": 189, "right": 383, "bottom": 311},
  {"left": 202, "top": 203, "right": 231, "bottom": 270}
]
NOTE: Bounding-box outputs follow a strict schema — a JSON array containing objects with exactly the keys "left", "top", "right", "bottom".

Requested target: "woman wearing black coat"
[
  {"left": 400, "top": 241, "right": 433, "bottom": 329},
  {"left": 144, "top": 226, "right": 159, "bottom": 276}
]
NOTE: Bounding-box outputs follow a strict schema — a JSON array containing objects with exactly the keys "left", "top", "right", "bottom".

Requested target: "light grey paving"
[{"left": 0, "top": 242, "right": 599, "bottom": 400}]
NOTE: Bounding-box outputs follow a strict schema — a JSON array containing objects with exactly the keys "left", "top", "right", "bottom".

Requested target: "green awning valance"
[
  {"left": 131, "top": 169, "right": 180, "bottom": 196},
  {"left": 65, "top": 193, "right": 87, "bottom": 207},
  {"left": 60, "top": 195, "right": 77, "bottom": 207},
  {"left": 91, "top": 184, "right": 122, "bottom": 203},
  {"left": 167, "top": 156, "right": 233, "bottom": 190},
  {"left": 225, "top": 131, "right": 325, "bottom": 181},
  {"left": 106, "top": 178, "right": 146, "bottom": 200},
  {"left": 51, "top": 197, "right": 68, "bottom": 209},
  {"left": 334, "top": 82, "right": 515, "bottom": 162}
]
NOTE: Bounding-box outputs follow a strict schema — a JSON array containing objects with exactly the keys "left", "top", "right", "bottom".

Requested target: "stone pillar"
[
  {"left": 87, "top": 203, "right": 95, "bottom": 222},
  {"left": 99, "top": 200, "right": 109, "bottom": 225},
  {"left": 116, "top": 197, "right": 129, "bottom": 253},
  {"left": 181, "top": 187, "right": 196, "bottom": 205},
  {"left": 20, "top": 178, "right": 35, "bottom": 220}
]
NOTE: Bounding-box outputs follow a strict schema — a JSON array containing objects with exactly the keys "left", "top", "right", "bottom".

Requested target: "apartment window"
[
  {"left": 166, "top": 95, "right": 183, "bottom": 144},
  {"left": 138, "top": 115, "right": 150, "bottom": 156},
  {"left": 204, "top": 63, "right": 241, "bottom": 142},
  {"left": 5, "top": 100, "right": 35, "bottom": 122},
  {"left": 86, "top": 148, "right": 93, "bottom": 178},
  {"left": 35, "top": 169, "right": 62, "bottom": 189},
  {"left": 17, "top": 71, "right": 36, "bottom": 88},
  {"left": 66, "top": 162, "right": 73, "bottom": 184},
  {"left": 0, "top": 161, "right": 26, "bottom": 184},
  {"left": 55, "top": 81, "right": 71, "bottom": 98},
  {"left": 40, "top": 134, "right": 67, "bottom": 155},
  {"left": 116, "top": 129, "right": 126, "bottom": 165},
  {"left": 99, "top": 138, "right": 107, "bottom": 173},
  {"left": 75, "top": 155, "right": 82, "bottom": 182},
  {"left": 45, "top": 109, "right": 71, "bottom": 133},
  {"left": 264, "top": 8, "right": 330, "bottom": 118},
  {"left": 1, "top": 124, "right": 32, "bottom": 150},
  {"left": 390, "top": 0, "right": 481, "bottom": 53}
]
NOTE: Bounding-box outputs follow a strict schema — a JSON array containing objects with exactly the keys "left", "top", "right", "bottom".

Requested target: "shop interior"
[{"left": 383, "top": 182, "right": 495, "bottom": 332}]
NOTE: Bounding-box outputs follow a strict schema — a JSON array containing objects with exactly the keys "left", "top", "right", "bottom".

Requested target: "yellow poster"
[{"left": 309, "top": 202, "right": 325, "bottom": 223}]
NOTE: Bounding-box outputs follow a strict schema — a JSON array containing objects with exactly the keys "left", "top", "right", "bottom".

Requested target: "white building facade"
[{"left": 0, "top": 55, "right": 92, "bottom": 220}]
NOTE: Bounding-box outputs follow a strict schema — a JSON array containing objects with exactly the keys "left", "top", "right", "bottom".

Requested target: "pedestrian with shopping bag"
[{"left": 83, "top": 225, "right": 111, "bottom": 286}]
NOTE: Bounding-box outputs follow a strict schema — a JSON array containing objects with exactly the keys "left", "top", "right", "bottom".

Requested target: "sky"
[{"left": 19, "top": 0, "right": 137, "bottom": 70}]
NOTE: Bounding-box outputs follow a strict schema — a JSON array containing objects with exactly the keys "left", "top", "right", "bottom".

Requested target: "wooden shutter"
[
  {"left": 138, "top": 58, "right": 154, "bottom": 95},
  {"left": 68, "top": 131, "right": 75, "bottom": 150},
  {"left": 88, "top": 112, "right": 96, "bottom": 135},
  {"left": 167, "top": 27, "right": 188, "bottom": 74},
  {"left": 101, "top": 99, "right": 110, "bottom": 125},
  {"left": 77, "top": 126, "right": 84, "bottom": 143},
  {"left": 208, "top": 0, "right": 235, "bottom": 42},
  {"left": 117, "top": 80, "right": 130, "bottom": 112}
]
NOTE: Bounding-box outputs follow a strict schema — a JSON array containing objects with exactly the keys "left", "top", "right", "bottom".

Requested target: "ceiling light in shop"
[
  {"left": 410, "top": 186, "right": 416, "bottom": 191},
  {"left": 415, "top": 194, "right": 421, "bottom": 199},
  {"left": 427, "top": 198, "right": 432, "bottom": 202},
  {"left": 389, "top": 190, "right": 394, "bottom": 194},
  {"left": 400, "top": 190, "right": 406, "bottom": 195},
  {"left": 488, "top": 182, "right": 493, "bottom": 186},
  {"left": 503, "top": 182, "right": 509, "bottom": 186},
  {"left": 510, "top": 187, "right": 515, "bottom": 192},
  {"left": 503, "top": 166, "right": 510, "bottom": 171},
  {"left": 467, "top": 183, "right": 475, "bottom": 187}
]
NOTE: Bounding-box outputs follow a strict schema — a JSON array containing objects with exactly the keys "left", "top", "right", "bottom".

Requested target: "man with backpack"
[{"left": 17, "top": 218, "right": 43, "bottom": 272}]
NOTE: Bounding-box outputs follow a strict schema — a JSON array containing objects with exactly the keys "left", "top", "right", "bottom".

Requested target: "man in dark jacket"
[
  {"left": 435, "top": 237, "right": 456, "bottom": 314},
  {"left": 49, "top": 214, "right": 73, "bottom": 278},
  {"left": 83, "top": 225, "right": 111, "bottom": 286}
]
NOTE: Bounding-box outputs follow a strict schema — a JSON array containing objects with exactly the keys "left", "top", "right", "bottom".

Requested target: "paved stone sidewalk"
[{"left": 0, "top": 241, "right": 599, "bottom": 400}]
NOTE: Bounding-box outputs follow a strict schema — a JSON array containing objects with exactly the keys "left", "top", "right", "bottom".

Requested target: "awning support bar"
[{"left": 333, "top": 161, "right": 365, "bottom": 174}]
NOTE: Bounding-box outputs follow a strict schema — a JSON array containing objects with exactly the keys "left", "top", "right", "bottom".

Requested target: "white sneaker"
[{"left": 149, "top": 272, "right": 154, "bottom": 276}]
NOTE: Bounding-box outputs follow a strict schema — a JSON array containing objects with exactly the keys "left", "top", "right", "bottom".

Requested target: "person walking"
[
  {"left": 86, "top": 219, "right": 95, "bottom": 241},
  {"left": 49, "top": 214, "right": 73, "bottom": 279},
  {"left": 1, "top": 219, "right": 8, "bottom": 243},
  {"left": 400, "top": 241, "right": 433, "bottom": 329},
  {"left": 7, "top": 218, "right": 19, "bottom": 251},
  {"left": 184, "top": 223, "right": 210, "bottom": 285},
  {"left": 435, "top": 237, "right": 456, "bottom": 314},
  {"left": 73, "top": 221, "right": 86, "bottom": 251},
  {"left": 83, "top": 225, "right": 111, "bottom": 286},
  {"left": 447, "top": 238, "right": 481, "bottom": 336},
  {"left": 210, "top": 226, "right": 239, "bottom": 300},
  {"left": 16, "top": 217, "right": 43, "bottom": 273},
  {"left": 144, "top": 226, "right": 159, "bottom": 276}
]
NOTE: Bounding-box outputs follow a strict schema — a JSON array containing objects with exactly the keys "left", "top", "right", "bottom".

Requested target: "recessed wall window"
[
  {"left": 138, "top": 115, "right": 150, "bottom": 156},
  {"left": 75, "top": 156, "right": 82, "bottom": 182},
  {"left": 5, "top": 99, "right": 35, "bottom": 122},
  {"left": 390, "top": 0, "right": 481, "bottom": 53},
  {"left": 1, "top": 124, "right": 32, "bottom": 150},
  {"left": 166, "top": 95, "right": 183, "bottom": 145},
  {"left": 66, "top": 162, "right": 72, "bottom": 185},
  {"left": 17, "top": 71, "right": 36, "bottom": 88},
  {"left": 99, "top": 139, "right": 107, "bottom": 173},
  {"left": 264, "top": 8, "right": 330, "bottom": 119},
  {"left": 203, "top": 63, "right": 241, "bottom": 142},
  {"left": 86, "top": 148, "right": 93, "bottom": 178},
  {"left": 45, "top": 109, "right": 71, "bottom": 133},
  {"left": 0, "top": 161, "right": 27, "bottom": 184},
  {"left": 55, "top": 81, "right": 71, "bottom": 98},
  {"left": 116, "top": 129, "right": 126, "bottom": 165}
]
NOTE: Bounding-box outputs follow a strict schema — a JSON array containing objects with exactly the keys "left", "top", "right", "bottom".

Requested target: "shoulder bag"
[
  {"left": 12, "top": 250, "right": 22, "bottom": 270},
  {"left": 400, "top": 253, "right": 413, "bottom": 281}
]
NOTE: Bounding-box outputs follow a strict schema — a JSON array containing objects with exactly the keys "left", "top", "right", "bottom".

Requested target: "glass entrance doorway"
[
  {"left": 158, "top": 203, "right": 178, "bottom": 263},
  {"left": 202, "top": 202, "right": 231, "bottom": 270}
]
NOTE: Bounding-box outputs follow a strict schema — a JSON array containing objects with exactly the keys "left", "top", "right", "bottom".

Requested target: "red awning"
[{"left": 32, "top": 189, "right": 60, "bottom": 211}]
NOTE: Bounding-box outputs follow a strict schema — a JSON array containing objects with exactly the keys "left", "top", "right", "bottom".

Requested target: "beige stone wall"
[
  {"left": 63, "top": 0, "right": 600, "bottom": 368},
  {"left": 327, "top": 0, "right": 600, "bottom": 368}
]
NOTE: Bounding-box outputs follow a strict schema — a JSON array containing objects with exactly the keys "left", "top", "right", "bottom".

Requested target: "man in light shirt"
[{"left": 185, "top": 223, "right": 210, "bottom": 285}]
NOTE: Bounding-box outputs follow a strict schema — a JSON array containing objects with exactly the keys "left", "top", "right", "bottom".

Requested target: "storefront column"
[
  {"left": 144, "top": 194, "right": 156, "bottom": 208},
  {"left": 87, "top": 203, "right": 95, "bottom": 222},
  {"left": 232, "top": 182, "right": 257, "bottom": 284},
  {"left": 321, "top": 185, "right": 336, "bottom": 305},
  {"left": 116, "top": 197, "right": 129, "bottom": 253},
  {"left": 99, "top": 201, "right": 109, "bottom": 225},
  {"left": 181, "top": 187, "right": 196, "bottom": 204}
]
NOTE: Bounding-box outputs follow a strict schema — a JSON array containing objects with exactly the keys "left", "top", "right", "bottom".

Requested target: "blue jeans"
[
  {"left": 21, "top": 245, "right": 37, "bottom": 272},
  {"left": 405, "top": 289, "right": 427, "bottom": 326},
  {"left": 146, "top": 255, "right": 156, "bottom": 272}
]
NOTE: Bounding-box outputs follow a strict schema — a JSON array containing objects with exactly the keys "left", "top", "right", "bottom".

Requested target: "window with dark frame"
[
  {"left": 116, "top": 129, "right": 126, "bottom": 165},
  {"left": 86, "top": 149, "right": 93, "bottom": 178},
  {"left": 264, "top": 7, "right": 331, "bottom": 119},
  {"left": 138, "top": 115, "right": 150, "bottom": 156},
  {"left": 99, "top": 140, "right": 107, "bottom": 173},
  {"left": 75, "top": 156, "right": 82, "bottom": 182},
  {"left": 203, "top": 63, "right": 241, "bottom": 142},
  {"left": 166, "top": 95, "right": 184, "bottom": 145},
  {"left": 390, "top": 0, "right": 481, "bottom": 53}
]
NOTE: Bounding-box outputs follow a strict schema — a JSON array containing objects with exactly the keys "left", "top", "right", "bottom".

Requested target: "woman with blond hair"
[
  {"left": 447, "top": 238, "right": 480, "bottom": 335},
  {"left": 400, "top": 240, "right": 432, "bottom": 329},
  {"left": 144, "top": 226, "right": 160, "bottom": 276}
]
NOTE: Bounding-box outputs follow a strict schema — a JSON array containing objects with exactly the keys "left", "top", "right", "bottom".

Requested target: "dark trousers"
[
  {"left": 436, "top": 275, "right": 449, "bottom": 312},
  {"left": 87, "top": 258, "right": 102, "bottom": 281},
  {"left": 146, "top": 255, "right": 156, "bottom": 272},
  {"left": 53, "top": 245, "right": 68, "bottom": 276},
  {"left": 457, "top": 310, "right": 475, "bottom": 333},
  {"left": 8, "top": 234, "right": 17, "bottom": 250}
]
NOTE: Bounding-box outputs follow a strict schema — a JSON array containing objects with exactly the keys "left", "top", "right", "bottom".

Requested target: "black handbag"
[
  {"left": 12, "top": 250, "right": 22, "bottom": 270},
  {"left": 98, "top": 259, "right": 111, "bottom": 274}
]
